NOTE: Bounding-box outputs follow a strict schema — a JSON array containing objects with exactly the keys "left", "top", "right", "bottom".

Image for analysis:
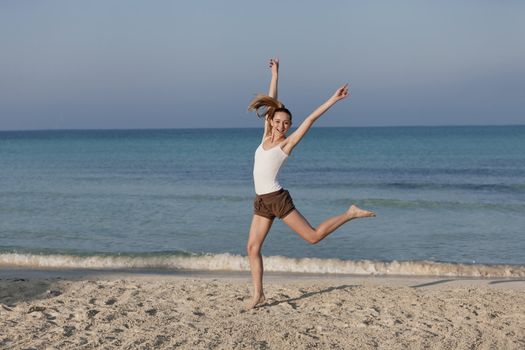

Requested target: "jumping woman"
[{"left": 246, "top": 59, "right": 375, "bottom": 309}]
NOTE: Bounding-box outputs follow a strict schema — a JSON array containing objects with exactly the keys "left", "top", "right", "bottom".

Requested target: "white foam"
[{"left": 1, "top": 253, "right": 524, "bottom": 278}]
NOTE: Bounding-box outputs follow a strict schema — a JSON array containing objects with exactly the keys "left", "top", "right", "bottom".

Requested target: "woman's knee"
[
  {"left": 306, "top": 235, "right": 320, "bottom": 245},
  {"left": 300, "top": 228, "right": 319, "bottom": 244},
  {"left": 246, "top": 241, "right": 262, "bottom": 256}
]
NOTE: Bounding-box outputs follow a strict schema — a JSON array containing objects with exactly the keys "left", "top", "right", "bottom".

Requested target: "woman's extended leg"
[
  {"left": 283, "top": 205, "right": 375, "bottom": 244},
  {"left": 246, "top": 214, "right": 274, "bottom": 309}
]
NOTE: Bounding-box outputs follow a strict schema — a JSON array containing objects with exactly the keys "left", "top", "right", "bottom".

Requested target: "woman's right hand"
[
  {"left": 269, "top": 58, "right": 279, "bottom": 76},
  {"left": 330, "top": 83, "right": 350, "bottom": 103}
]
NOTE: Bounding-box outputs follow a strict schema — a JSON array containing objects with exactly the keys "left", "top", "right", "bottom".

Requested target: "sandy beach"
[{"left": 1, "top": 268, "right": 524, "bottom": 349}]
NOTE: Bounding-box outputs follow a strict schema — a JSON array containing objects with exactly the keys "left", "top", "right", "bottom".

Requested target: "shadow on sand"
[
  {"left": 262, "top": 284, "right": 357, "bottom": 309},
  {"left": 410, "top": 278, "right": 525, "bottom": 288},
  {"left": 0, "top": 278, "right": 56, "bottom": 306},
  {"left": 410, "top": 279, "right": 457, "bottom": 288},
  {"left": 488, "top": 279, "right": 525, "bottom": 285}
]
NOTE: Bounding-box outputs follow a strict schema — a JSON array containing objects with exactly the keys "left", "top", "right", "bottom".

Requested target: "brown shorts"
[{"left": 253, "top": 188, "right": 296, "bottom": 220}]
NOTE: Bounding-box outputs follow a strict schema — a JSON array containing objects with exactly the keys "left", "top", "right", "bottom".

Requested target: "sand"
[{"left": 0, "top": 269, "right": 524, "bottom": 349}]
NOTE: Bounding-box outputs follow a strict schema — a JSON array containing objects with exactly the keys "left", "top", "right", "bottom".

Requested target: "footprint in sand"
[
  {"left": 27, "top": 306, "right": 46, "bottom": 313},
  {"left": 145, "top": 308, "right": 157, "bottom": 316},
  {"left": 63, "top": 325, "right": 76, "bottom": 337},
  {"left": 154, "top": 335, "right": 170, "bottom": 347},
  {"left": 105, "top": 298, "right": 117, "bottom": 305},
  {"left": 87, "top": 309, "right": 99, "bottom": 318}
]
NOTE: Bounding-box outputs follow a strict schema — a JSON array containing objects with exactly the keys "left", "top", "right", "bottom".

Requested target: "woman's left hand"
[
  {"left": 269, "top": 58, "right": 279, "bottom": 76},
  {"left": 330, "top": 83, "right": 350, "bottom": 102}
]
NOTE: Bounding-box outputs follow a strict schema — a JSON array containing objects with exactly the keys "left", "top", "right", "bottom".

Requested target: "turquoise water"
[{"left": 1, "top": 126, "right": 524, "bottom": 274}]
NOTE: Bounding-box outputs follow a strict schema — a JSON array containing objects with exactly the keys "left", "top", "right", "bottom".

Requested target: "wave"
[{"left": 1, "top": 252, "right": 524, "bottom": 278}]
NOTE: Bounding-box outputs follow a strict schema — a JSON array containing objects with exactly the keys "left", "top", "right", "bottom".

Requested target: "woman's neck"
[{"left": 270, "top": 133, "right": 285, "bottom": 143}]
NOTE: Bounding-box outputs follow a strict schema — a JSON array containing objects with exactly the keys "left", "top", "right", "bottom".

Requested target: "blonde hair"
[
  {"left": 248, "top": 94, "right": 292, "bottom": 138},
  {"left": 247, "top": 94, "right": 292, "bottom": 121}
]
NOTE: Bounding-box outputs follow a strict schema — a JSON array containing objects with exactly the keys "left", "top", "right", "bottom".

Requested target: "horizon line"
[{"left": 1, "top": 123, "right": 525, "bottom": 133}]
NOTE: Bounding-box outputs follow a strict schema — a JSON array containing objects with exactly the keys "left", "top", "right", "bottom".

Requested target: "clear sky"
[{"left": 1, "top": 1, "right": 524, "bottom": 130}]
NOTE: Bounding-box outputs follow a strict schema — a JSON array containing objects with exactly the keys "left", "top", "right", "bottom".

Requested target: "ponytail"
[
  {"left": 248, "top": 94, "right": 292, "bottom": 139},
  {"left": 248, "top": 94, "right": 292, "bottom": 121}
]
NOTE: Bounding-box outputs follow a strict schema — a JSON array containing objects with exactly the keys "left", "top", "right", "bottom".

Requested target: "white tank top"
[{"left": 253, "top": 142, "right": 288, "bottom": 195}]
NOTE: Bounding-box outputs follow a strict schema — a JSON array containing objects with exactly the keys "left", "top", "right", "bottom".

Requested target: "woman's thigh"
[
  {"left": 247, "top": 214, "right": 274, "bottom": 247},
  {"left": 282, "top": 210, "right": 316, "bottom": 242}
]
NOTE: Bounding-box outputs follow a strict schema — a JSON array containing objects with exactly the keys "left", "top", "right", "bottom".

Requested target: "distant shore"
[{"left": 1, "top": 268, "right": 524, "bottom": 349}]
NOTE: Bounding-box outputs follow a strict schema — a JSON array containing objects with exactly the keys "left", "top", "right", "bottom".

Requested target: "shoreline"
[
  {"left": 2, "top": 266, "right": 525, "bottom": 290},
  {"left": 2, "top": 252, "right": 524, "bottom": 278}
]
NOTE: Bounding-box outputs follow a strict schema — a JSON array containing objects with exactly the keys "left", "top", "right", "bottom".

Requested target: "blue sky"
[{"left": 1, "top": 1, "right": 524, "bottom": 130}]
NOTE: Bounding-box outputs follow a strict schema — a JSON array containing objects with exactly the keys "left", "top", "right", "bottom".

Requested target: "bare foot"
[
  {"left": 347, "top": 204, "right": 375, "bottom": 219},
  {"left": 245, "top": 294, "right": 266, "bottom": 310}
]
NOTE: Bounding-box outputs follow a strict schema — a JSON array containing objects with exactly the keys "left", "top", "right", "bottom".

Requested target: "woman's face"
[{"left": 271, "top": 112, "right": 292, "bottom": 137}]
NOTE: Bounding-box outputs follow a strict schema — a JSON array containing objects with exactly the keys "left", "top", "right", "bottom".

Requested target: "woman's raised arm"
[
  {"left": 262, "top": 58, "right": 279, "bottom": 142},
  {"left": 268, "top": 58, "right": 279, "bottom": 99},
  {"left": 282, "top": 84, "right": 350, "bottom": 155}
]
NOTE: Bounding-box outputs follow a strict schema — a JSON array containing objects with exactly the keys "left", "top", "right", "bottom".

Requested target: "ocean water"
[{"left": 1, "top": 126, "right": 524, "bottom": 277}]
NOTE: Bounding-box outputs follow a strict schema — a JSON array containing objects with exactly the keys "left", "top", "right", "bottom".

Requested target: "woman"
[{"left": 246, "top": 59, "right": 375, "bottom": 309}]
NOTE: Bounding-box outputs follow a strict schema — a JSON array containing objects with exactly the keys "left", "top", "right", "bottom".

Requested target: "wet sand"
[{"left": 1, "top": 268, "right": 524, "bottom": 349}]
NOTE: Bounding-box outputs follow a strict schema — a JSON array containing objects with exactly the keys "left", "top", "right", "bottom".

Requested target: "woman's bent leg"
[
  {"left": 283, "top": 205, "right": 375, "bottom": 244},
  {"left": 246, "top": 214, "right": 274, "bottom": 309}
]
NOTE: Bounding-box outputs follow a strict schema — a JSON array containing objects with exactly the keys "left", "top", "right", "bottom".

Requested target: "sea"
[{"left": 1, "top": 126, "right": 524, "bottom": 277}]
